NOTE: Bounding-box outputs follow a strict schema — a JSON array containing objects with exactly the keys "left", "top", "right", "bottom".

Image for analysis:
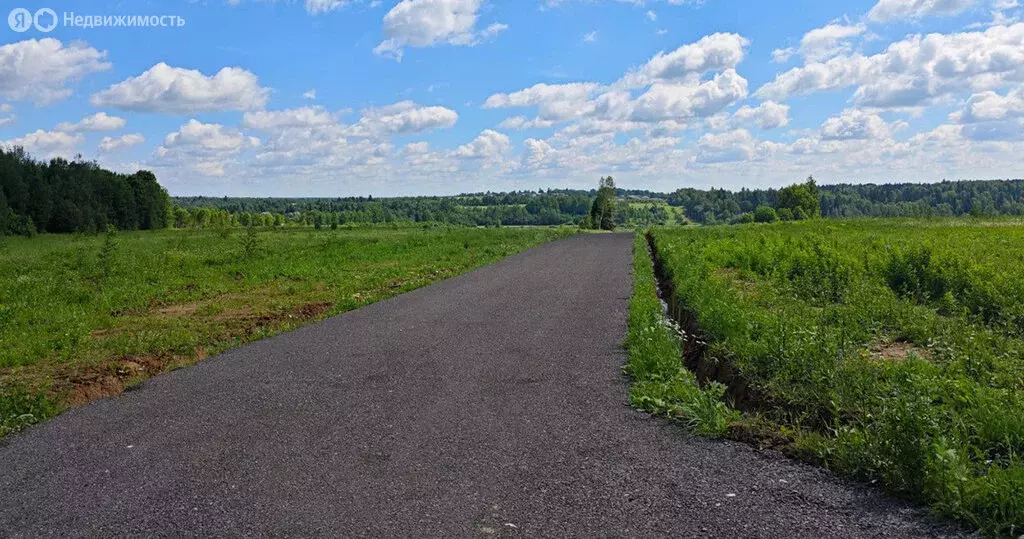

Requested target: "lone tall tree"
[
  {"left": 777, "top": 176, "right": 821, "bottom": 220},
  {"left": 590, "top": 176, "right": 618, "bottom": 230}
]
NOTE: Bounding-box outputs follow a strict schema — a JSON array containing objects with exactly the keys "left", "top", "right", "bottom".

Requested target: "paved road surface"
[{"left": 0, "top": 233, "right": 960, "bottom": 537}]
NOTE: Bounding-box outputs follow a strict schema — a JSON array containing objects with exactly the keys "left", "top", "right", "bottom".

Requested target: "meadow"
[
  {"left": 638, "top": 219, "right": 1024, "bottom": 534},
  {"left": 0, "top": 225, "right": 574, "bottom": 437}
]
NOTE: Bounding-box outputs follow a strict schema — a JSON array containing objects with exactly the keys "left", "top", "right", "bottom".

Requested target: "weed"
[{"left": 647, "top": 218, "right": 1024, "bottom": 535}]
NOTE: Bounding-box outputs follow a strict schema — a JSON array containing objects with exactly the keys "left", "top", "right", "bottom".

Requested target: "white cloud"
[
  {"left": 346, "top": 101, "right": 458, "bottom": 137},
  {"left": 155, "top": 120, "right": 261, "bottom": 176},
  {"left": 374, "top": 0, "right": 506, "bottom": 60},
  {"left": 303, "top": 88, "right": 317, "bottom": 99},
  {"left": 954, "top": 87, "right": 1024, "bottom": 122},
  {"left": 1, "top": 130, "right": 84, "bottom": 159},
  {"left": 56, "top": 112, "right": 126, "bottom": 133},
  {"left": 99, "top": 133, "right": 145, "bottom": 153},
  {"left": 305, "top": 0, "right": 349, "bottom": 13},
  {"left": 619, "top": 32, "right": 749, "bottom": 87},
  {"left": 951, "top": 88, "right": 1024, "bottom": 140},
  {"left": 242, "top": 106, "right": 337, "bottom": 130},
  {"left": 799, "top": 21, "right": 867, "bottom": 62},
  {"left": 868, "top": 0, "right": 979, "bottom": 22},
  {"left": 583, "top": 31, "right": 598, "bottom": 43},
  {"left": 646, "top": 9, "right": 657, "bottom": 21},
  {"left": 757, "top": 23, "right": 1024, "bottom": 109},
  {"left": 820, "top": 109, "right": 897, "bottom": 140},
  {"left": 484, "top": 83, "right": 601, "bottom": 122},
  {"left": 631, "top": 70, "right": 749, "bottom": 122},
  {"left": 695, "top": 129, "right": 761, "bottom": 163},
  {"left": 91, "top": 63, "right": 270, "bottom": 114},
  {"left": 0, "top": 39, "right": 110, "bottom": 106},
  {"left": 453, "top": 129, "right": 512, "bottom": 158},
  {"left": 0, "top": 104, "right": 13, "bottom": 127},
  {"left": 498, "top": 116, "right": 558, "bottom": 129},
  {"left": 727, "top": 101, "right": 791, "bottom": 129}
]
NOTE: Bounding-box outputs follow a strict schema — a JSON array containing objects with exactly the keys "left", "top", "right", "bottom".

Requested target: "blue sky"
[{"left": 2, "top": 0, "right": 1023, "bottom": 196}]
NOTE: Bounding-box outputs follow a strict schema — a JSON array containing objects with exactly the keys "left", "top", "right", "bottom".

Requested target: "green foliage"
[
  {"left": 589, "top": 176, "right": 618, "bottom": 230},
  {"left": 0, "top": 226, "right": 576, "bottom": 437},
  {"left": 625, "top": 233, "right": 738, "bottom": 437},
  {"left": 667, "top": 179, "right": 1024, "bottom": 224},
  {"left": 777, "top": 177, "right": 821, "bottom": 219},
  {"left": 754, "top": 205, "right": 779, "bottom": 223},
  {"left": 0, "top": 147, "right": 170, "bottom": 236},
  {"left": 98, "top": 226, "right": 117, "bottom": 281},
  {"left": 738, "top": 212, "right": 755, "bottom": 224},
  {"left": 650, "top": 219, "right": 1024, "bottom": 535},
  {"left": 241, "top": 225, "right": 261, "bottom": 260}
]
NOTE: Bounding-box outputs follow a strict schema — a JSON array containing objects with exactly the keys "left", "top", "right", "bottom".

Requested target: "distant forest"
[
  {"left": 175, "top": 178, "right": 1024, "bottom": 227},
  {"left": 3, "top": 146, "right": 1024, "bottom": 235},
  {"left": 0, "top": 148, "right": 170, "bottom": 236}
]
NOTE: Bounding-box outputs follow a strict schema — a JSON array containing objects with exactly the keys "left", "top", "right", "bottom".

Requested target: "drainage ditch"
[{"left": 643, "top": 231, "right": 762, "bottom": 412}]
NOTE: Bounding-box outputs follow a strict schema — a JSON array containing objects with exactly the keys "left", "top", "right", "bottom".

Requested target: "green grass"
[
  {"left": 625, "top": 233, "right": 738, "bottom": 437},
  {"left": 646, "top": 218, "right": 1024, "bottom": 535},
  {"left": 0, "top": 225, "right": 575, "bottom": 437}
]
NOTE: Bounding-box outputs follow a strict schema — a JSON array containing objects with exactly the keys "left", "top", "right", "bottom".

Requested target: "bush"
[{"left": 754, "top": 205, "right": 779, "bottom": 223}]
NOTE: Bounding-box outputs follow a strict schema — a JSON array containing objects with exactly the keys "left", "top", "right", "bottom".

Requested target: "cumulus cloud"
[
  {"left": 695, "top": 129, "right": 762, "bottom": 163},
  {"left": 798, "top": 21, "right": 867, "bottom": 62},
  {"left": 726, "top": 101, "right": 791, "bottom": 129},
  {"left": 954, "top": 88, "right": 1024, "bottom": 123},
  {"left": 374, "top": 0, "right": 506, "bottom": 60},
  {"left": 820, "top": 109, "right": 897, "bottom": 140},
  {"left": 453, "top": 129, "right": 512, "bottom": 158},
  {"left": 242, "top": 106, "right": 337, "bottom": 130},
  {"left": 484, "top": 83, "right": 600, "bottom": 122},
  {"left": 346, "top": 101, "right": 459, "bottom": 137},
  {"left": 0, "top": 104, "right": 14, "bottom": 127},
  {"left": 1, "top": 130, "right": 84, "bottom": 159},
  {"left": 99, "top": 133, "right": 145, "bottom": 153},
  {"left": 757, "top": 23, "right": 1024, "bottom": 109},
  {"left": 868, "top": 0, "right": 979, "bottom": 22},
  {"left": 619, "top": 33, "right": 749, "bottom": 87},
  {"left": 0, "top": 39, "right": 110, "bottom": 106},
  {"left": 951, "top": 88, "right": 1024, "bottom": 141},
  {"left": 631, "top": 70, "right": 749, "bottom": 122},
  {"left": 56, "top": 112, "right": 126, "bottom": 133},
  {"left": 91, "top": 63, "right": 270, "bottom": 114},
  {"left": 155, "top": 120, "right": 261, "bottom": 176}
]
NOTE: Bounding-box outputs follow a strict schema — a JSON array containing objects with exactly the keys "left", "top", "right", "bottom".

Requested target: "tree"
[
  {"left": 754, "top": 205, "right": 779, "bottom": 223},
  {"left": 590, "top": 176, "right": 618, "bottom": 230},
  {"left": 738, "top": 212, "right": 755, "bottom": 224},
  {"left": 776, "top": 176, "right": 821, "bottom": 219}
]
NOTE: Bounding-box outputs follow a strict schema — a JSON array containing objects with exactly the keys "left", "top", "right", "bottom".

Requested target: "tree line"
[
  {"left": 4, "top": 146, "right": 1024, "bottom": 236},
  {"left": 0, "top": 148, "right": 170, "bottom": 236}
]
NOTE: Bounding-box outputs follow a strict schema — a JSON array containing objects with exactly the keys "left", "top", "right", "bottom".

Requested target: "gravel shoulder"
[{"left": 0, "top": 233, "right": 963, "bottom": 537}]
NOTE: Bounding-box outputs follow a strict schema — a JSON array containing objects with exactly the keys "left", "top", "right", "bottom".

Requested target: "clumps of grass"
[
  {"left": 98, "top": 226, "right": 118, "bottom": 282},
  {"left": 0, "top": 384, "right": 56, "bottom": 438},
  {"left": 650, "top": 219, "right": 1024, "bottom": 535},
  {"left": 626, "top": 233, "right": 738, "bottom": 437},
  {"left": 240, "top": 225, "right": 261, "bottom": 259}
]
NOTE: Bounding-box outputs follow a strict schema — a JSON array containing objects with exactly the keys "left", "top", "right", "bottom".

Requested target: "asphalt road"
[{"left": 0, "top": 233, "right": 961, "bottom": 537}]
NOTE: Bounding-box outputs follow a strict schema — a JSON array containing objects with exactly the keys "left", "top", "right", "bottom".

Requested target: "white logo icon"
[
  {"left": 33, "top": 8, "right": 57, "bottom": 32},
  {"left": 8, "top": 8, "right": 32, "bottom": 32}
]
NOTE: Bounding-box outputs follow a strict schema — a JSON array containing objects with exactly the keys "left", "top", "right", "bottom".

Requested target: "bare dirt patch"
[{"left": 869, "top": 339, "right": 931, "bottom": 362}]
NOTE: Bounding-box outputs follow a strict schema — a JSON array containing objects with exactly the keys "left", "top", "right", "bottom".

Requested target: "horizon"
[{"left": 2, "top": 1, "right": 1024, "bottom": 197}]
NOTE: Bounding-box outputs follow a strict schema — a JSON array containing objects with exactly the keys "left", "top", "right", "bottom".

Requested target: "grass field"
[
  {"left": 640, "top": 219, "right": 1023, "bottom": 534},
  {"left": 0, "top": 225, "right": 574, "bottom": 437}
]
